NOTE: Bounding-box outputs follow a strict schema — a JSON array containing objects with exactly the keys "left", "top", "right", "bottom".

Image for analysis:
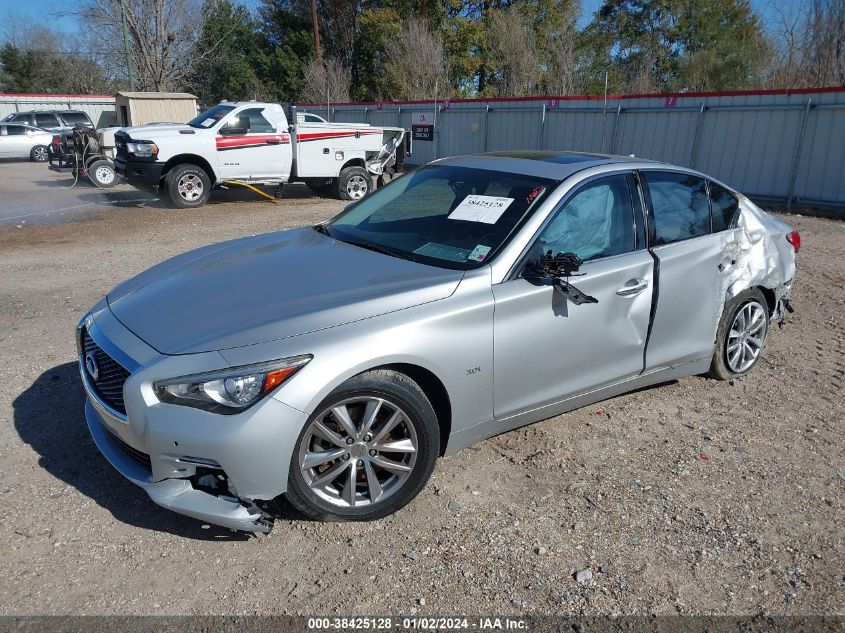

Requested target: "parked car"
[
  {"left": 77, "top": 151, "right": 798, "bottom": 532},
  {"left": 1, "top": 109, "right": 94, "bottom": 133},
  {"left": 0, "top": 123, "right": 53, "bottom": 161}
]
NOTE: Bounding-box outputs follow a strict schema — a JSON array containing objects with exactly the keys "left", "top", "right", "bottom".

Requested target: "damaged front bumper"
[
  {"left": 78, "top": 307, "right": 310, "bottom": 533},
  {"left": 85, "top": 400, "right": 274, "bottom": 532}
]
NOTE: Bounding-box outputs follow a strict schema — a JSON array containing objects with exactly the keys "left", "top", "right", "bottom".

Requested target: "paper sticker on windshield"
[
  {"left": 200, "top": 118, "right": 215, "bottom": 127},
  {"left": 468, "top": 245, "right": 491, "bottom": 262},
  {"left": 448, "top": 195, "right": 514, "bottom": 224}
]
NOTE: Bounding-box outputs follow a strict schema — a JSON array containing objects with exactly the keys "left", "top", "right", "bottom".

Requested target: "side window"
[
  {"left": 645, "top": 172, "right": 709, "bottom": 246},
  {"left": 11, "top": 114, "right": 30, "bottom": 124},
  {"left": 709, "top": 182, "right": 740, "bottom": 231},
  {"left": 35, "top": 113, "right": 58, "bottom": 128},
  {"left": 239, "top": 108, "right": 275, "bottom": 133},
  {"left": 6, "top": 125, "right": 26, "bottom": 136},
  {"left": 536, "top": 175, "right": 635, "bottom": 261}
]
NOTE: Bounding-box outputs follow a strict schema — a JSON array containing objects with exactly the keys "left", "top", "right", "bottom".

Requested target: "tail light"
[
  {"left": 52, "top": 135, "right": 60, "bottom": 146},
  {"left": 787, "top": 231, "right": 801, "bottom": 253}
]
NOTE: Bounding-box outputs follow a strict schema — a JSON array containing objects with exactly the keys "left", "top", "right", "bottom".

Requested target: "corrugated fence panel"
[
  {"left": 794, "top": 104, "right": 845, "bottom": 204},
  {"left": 615, "top": 110, "right": 697, "bottom": 165},
  {"left": 544, "top": 110, "right": 607, "bottom": 153}
]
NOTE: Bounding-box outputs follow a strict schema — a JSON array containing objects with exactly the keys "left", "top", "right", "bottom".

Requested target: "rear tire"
[
  {"left": 87, "top": 159, "right": 116, "bottom": 188},
  {"left": 709, "top": 288, "right": 769, "bottom": 380},
  {"left": 337, "top": 166, "right": 371, "bottom": 201},
  {"left": 30, "top": 145, "right": 48, "bottom": 162},
  {"left": 165, "top": 163, "right": 211, "bottom": 209},
  {"left": 285, "top": 369, "right": 439, "bottom": 522}
]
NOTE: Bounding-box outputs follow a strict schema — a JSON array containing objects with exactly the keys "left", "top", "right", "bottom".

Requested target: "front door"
[
  {"left": 216, "top": 106, "right": 290, "bottom": 181},
  {"left": 493, "top": 173, "right": 654, "bottom": 420}
]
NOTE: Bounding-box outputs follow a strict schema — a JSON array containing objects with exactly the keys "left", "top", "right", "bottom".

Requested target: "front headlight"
[
  {"left": 127, "top": 141, "right": 159, "bottom": 158},
  {"left": 153, "top": 355, "right": 311, "bottom": 414}
]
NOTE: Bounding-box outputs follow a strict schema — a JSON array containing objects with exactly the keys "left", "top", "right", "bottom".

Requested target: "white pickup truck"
[{"left": 113, "top": 102, "right": 407, "bottom": 208}]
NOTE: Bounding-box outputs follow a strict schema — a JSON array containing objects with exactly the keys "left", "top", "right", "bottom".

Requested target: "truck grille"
[{"left": 81, "top": 328, "right": 130, "bottom": 415}]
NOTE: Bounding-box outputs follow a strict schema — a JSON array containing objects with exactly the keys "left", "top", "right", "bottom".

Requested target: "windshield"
[
  {"left": 324, "top": 165, "right": 558, "bottom": 270},
  {"left": 188, "top": 104, "right": 235, "bottom": 129}
]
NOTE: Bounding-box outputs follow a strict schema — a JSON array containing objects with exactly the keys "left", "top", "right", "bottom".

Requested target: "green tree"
[
  {"left": 191, "top": 0, "right": 264, "bottom": 103},
  {"left": 581, "top": 0, "right": 766, "bottom": 94}
]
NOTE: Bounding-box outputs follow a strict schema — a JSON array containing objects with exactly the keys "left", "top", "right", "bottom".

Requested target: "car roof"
[{"left": 435, "top": 151, "right": 663, "bottom": 181}]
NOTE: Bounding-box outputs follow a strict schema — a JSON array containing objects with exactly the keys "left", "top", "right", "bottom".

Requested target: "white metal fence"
[
  {"left": 301, "top": 88, "right": 845, "bottom": 209},
  {"left": 0, "top": 94, "right": 118, "bottom": 128}
]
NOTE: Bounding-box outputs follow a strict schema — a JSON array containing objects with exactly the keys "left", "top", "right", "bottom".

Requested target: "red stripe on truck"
[
  {"left": 296, "top": 130, "right": 383, "bottom": 142},
  {"left": 215, "top": 134, "right": 290, "bottom": 150}
]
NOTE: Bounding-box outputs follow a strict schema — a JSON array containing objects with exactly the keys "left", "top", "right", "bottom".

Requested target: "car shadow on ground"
[{"left": 13, "top": 362, "right": 253, "bottom": 541}]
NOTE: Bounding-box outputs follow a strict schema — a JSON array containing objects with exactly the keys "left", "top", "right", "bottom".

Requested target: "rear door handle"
[{"left": 616, "top": 279, "right": 649, "bottom": 297}]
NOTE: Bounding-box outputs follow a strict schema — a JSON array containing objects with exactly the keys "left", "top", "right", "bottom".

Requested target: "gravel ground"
[{"left": 0, "top": 165, "right": 842, "bottom": 617}]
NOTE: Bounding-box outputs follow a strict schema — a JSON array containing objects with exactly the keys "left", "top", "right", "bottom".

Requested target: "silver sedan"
[
  {"left": 0, "top": 123, "right": 52, "bottom": 161},
  {"left": 77, "top": 152, "right": 798, "bottom": 531}
]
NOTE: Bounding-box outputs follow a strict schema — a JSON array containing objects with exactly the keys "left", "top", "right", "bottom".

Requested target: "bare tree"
[
  {"left": 73, "top": 0, "right": 234, "bottom": 91},
  {"left": 383, "top": 19, "right": 449, "bottom": 101},
  {"left": 485, "top": 5, "right": 540, "bottom": 97},
  {"left": 301, "top": 56, "right": 352, "bottom": 103},
  {"left": 764, "top": 0, "right": 845, "bottom": 87}
]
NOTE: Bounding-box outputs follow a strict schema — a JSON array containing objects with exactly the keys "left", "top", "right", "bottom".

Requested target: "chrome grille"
[{"left": 81, "top": 328, "right": 130, "bottom": 415}]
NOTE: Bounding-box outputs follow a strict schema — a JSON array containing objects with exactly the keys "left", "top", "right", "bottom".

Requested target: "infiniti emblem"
[{"left": 85, "top": 351, "right": 99, "bottom": 381}]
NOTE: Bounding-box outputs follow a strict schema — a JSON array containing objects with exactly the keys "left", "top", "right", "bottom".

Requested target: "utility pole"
[
  {"left": 120, "top": 0, "right": 135, "bottom": 90},
  {"left": 310, "top": 0, "right": 321, "bottom": 60}
]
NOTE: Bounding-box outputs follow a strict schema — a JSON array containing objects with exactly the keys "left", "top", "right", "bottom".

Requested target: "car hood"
[
  {"left": 119, "top": 124, "right": 193, "bottom": 139},
  {"left": 107, "top": 227, "right": 463, "bottom": 355}
]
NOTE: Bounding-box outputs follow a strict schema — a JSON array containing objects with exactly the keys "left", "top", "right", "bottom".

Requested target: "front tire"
[
  {"left": 709, "top": 288, "right": 769, "bottom": 380},
  {"left": 165, "top": 163, "right": 211, "bottom": 209},
  {"left": 285, "top": 369, "right": 439, "bottom": 521},
  {"left": 337, "top": 166, "right": 371, "bottom": 201},
  {"left": 30, "top": 145, "right": 48, "bottom": 162}
]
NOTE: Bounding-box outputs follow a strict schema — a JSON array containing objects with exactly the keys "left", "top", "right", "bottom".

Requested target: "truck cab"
[{"left": 114, "top": 102, "right": 405, "bottom": 208}]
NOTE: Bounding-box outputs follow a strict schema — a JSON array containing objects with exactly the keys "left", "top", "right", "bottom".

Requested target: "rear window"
[
  {"left": 709, "top": 182, "right": 740, "bottom": 232},
  {"left": 645, "top": 172, "right": 710, "bottom": 246},
  {"left": 59, "top": 112, "right": 92, "bottom": 125}
]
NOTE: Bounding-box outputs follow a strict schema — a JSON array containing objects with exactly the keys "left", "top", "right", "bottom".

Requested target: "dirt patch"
[{"left": 0, "top": 199, "right": 842, "bottom": 616}]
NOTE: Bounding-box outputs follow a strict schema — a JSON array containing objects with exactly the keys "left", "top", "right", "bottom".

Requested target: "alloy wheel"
[
  {"left": 726, "top": 300, "right": 767, "bottom": 373},
  {"left": 177, "top": 174, "right": 204, "bottom": 201},
  {"left": 298, "top": 397, "right": 418, "bottom": 508},
  {"left": 33, "top": 147, "right": 47, "bottom": 161},
  {"left": 346, "top": 175, "right": 368, "bottom": 199}
]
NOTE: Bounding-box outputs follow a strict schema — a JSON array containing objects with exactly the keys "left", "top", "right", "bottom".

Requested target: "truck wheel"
[
  {"left": 338, "top": 166, "right": 371, "bottom": 201},
  {"left": 165, "top": 164, "right": 211, "bottom": 209},
  {"left": 87, "top": 159, "right": 117, "bottom": 188},
  {"left": 30, "top": 145, "right": 48, "bottom": 162}
]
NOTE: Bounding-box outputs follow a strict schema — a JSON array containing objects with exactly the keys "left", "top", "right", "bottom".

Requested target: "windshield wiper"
[{"left": 336, "top": 236, "right": 417, "bottom": 262}]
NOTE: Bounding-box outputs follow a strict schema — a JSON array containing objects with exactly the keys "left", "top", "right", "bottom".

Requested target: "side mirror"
[
  {"left": 525, "top": 250, "right": 598, "bottom": 305},
  {"left": 220, "top": 117, "right": 248, "bottom": 135}
]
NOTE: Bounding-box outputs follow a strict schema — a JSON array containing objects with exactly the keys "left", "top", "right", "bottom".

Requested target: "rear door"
[
  {"left": 640, "top": 170, "right": 727, "bottom": 369},
  {"left": 2, "top": 124, "right": 33, "bottom": 157},
  {"left": 34, "top": 113, "right": 61, "bottom": 131},
  {"left": 216, "top": 106, "right": 290, "bottom": 181},
  {"left": 493, "top": 173, "right": 654, "bottom": 419}
]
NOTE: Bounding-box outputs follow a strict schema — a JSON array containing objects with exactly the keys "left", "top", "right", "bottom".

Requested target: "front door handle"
[{"left": 616, "top": 278, "right": 649, "bottom": 297}]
